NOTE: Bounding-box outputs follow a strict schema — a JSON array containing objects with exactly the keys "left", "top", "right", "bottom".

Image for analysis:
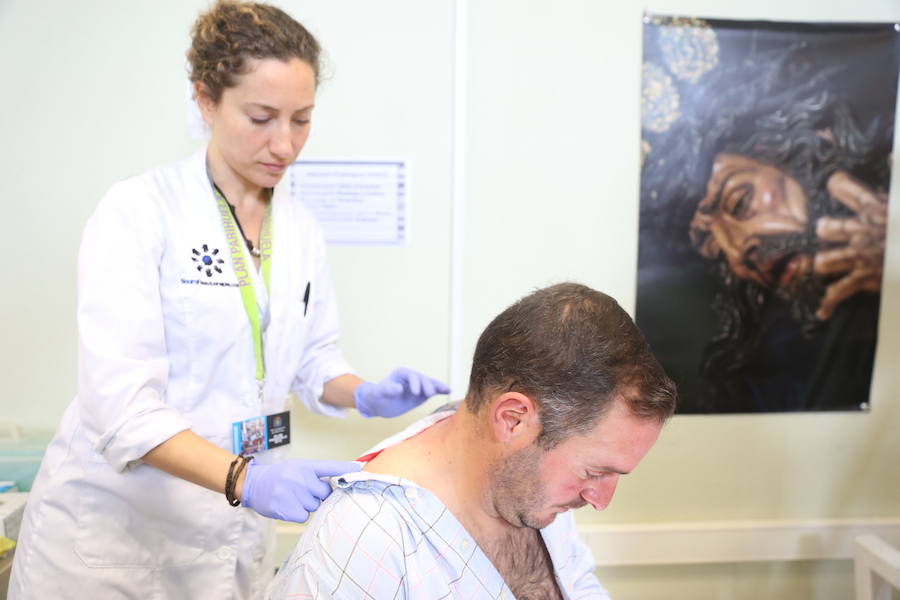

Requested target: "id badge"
[{"left": 231, "top": 411, "right": 291, "bottom": 455}]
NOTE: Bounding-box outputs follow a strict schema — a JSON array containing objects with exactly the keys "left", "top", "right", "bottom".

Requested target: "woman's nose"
[{"left": 269, "top": 122, "right": 293, "bottom": 158}]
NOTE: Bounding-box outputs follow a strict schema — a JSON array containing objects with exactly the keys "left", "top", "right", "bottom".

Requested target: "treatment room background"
[{"left": 1, "top": 1, "right": 898, "bottom": 599}]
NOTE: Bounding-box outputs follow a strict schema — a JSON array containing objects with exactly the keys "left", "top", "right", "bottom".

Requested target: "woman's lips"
[{"left": 261, "top": 162, "right": 288, "bottom": 174}]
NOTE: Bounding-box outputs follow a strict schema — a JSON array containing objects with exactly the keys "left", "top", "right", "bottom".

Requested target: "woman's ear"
[
  {"left": 489, "top": 392, "right": 540, "bottom": 445},
  {"left": 194, "top": 81, "right": 216, "bottom": 126}
]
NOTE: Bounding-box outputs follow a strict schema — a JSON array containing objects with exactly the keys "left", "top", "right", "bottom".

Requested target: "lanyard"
[{"left": 212, "top": 185, "right": 273, "bottom": 383}]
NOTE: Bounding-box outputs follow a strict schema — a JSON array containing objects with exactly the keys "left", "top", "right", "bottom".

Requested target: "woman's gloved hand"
[
  {"left": 240, "top": 459, "right": 361, "bottom": 522},
  {"left": 354, "top": 367, "right": 450, "bottom": 418}
]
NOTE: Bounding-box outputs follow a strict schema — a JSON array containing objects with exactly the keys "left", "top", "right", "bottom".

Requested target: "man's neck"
[
  {"left": 363, "top": 407, "right": 507, "bottom": 538},
  {"left": 363, "top": 407, "right": 565, "bottom": 599}
]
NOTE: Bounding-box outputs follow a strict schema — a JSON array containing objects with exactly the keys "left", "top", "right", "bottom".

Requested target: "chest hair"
[{"left": 481, "top": 526, "right": 563, "bottom": 600}]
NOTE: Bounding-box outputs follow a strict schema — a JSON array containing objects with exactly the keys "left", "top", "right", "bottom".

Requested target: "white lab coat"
[{"left": 9, "top": 148, "right": 353, "bottom": 599}]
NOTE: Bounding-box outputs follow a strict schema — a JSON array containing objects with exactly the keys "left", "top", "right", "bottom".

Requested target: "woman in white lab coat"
[{"left": 8, "top": 2, "right": 447, "bottom": 598}]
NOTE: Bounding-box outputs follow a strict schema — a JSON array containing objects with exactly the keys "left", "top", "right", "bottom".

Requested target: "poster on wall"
[
  {"left": 288, "top": 159, "right": 409, "bottom": 246},
  {"left": 635, "top": 16, "right": 898, "bottom": 413}
]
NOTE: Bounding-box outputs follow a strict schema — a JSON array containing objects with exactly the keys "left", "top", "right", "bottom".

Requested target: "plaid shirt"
[{"left": 267, "top": 408, "right": 611, "bottom": 599}]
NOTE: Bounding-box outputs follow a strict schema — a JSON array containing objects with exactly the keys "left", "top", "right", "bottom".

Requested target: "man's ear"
[
  {"left": 489, "top": 392, "right": 540, "bottom": 445},
  {"left": 194, "top": 81, "right": 216, "bottom": 126}
]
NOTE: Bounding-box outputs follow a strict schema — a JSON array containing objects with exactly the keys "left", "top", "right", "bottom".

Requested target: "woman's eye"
[
  {"left": 250, "top": 117, "right": 270, "bottom": 125},
  {"left": 293, "top": 118, "right": 310, "bottom": 126}
]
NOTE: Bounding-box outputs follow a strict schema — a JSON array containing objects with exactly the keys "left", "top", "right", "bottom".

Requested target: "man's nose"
[{"left": 580, "top": 479, "right": 617, "bottom": 511}]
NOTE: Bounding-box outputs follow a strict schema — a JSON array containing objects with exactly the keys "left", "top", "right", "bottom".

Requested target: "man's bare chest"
[{"left": 481, "top": 527, "right": 563, "bottom": 600}]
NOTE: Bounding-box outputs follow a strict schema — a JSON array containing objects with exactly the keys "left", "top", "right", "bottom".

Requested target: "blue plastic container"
[{"left": 0, "top": 429, "right": 52, "bottom": 492}]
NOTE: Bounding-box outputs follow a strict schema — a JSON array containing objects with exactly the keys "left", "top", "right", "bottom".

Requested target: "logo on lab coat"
[{"left": 191, "top": 244, "right": 225, "bottom": 277}]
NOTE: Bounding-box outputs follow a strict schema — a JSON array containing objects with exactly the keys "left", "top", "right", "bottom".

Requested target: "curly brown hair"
[{"left": 187, "top": 0, "right": 321, "bottom": 103}]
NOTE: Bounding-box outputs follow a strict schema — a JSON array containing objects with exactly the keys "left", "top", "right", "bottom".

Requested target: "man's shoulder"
[
  {"left": 268, "top": 476, "right": 440, "bottom": 599},
  {"left": 297, "top": 475, "right": 444, "bottom": 559}
]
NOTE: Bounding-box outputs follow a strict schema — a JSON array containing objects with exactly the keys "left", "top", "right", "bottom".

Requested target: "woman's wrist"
[
  {"left": 321, "top": 373, "right": 365, "bottom": 408},
  {"left": 225, "top": 454, "right": 252, "bottom": 506}
]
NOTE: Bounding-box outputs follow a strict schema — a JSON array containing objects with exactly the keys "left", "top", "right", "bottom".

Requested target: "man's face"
[
  {"left": 690, "top": 153, "right": 813, "bottom": 291},
  {"left": 490, "top": 401, "right": 662, "bottom": 529}
]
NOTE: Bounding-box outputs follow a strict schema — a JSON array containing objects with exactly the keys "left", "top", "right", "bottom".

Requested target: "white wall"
[
  {"left": 285, "top": 1, "right": 456, "bottom": 448},
  {"left": 0, "top": 0, "right": 455, "bottom": 451},
  {"left": 461, "top": 0, "right": 900, "bottom": 519},
  {"left": 460, "top": 2, "right": 900, "bottom": 598},
  {"left": 1, "top": 2, "right": 899, "bottom": 599},
  {"left": 1, "top": 1, "right": 204, "bottom": 429}
]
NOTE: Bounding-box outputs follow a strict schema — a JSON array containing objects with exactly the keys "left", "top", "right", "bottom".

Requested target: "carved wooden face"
[{"left": 690, "top": 153, "right": 810, "bottom": 290}]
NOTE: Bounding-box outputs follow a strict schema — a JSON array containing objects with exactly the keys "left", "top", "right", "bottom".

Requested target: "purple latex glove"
[
  {"left": 240, "top": 459, "right": 361, "bottom": 523},
  {"left": 354, "top": 367, "right": 450, "bottom": 418}
]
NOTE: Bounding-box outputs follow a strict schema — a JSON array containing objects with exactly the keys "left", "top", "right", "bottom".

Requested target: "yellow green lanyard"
[{"left": 212, "top": 185, "right": 273, "bottom": 383}]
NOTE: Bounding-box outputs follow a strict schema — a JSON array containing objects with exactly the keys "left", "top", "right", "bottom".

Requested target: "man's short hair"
[{"left": 465, "top": 282, "right": 676, "bottom": 449}]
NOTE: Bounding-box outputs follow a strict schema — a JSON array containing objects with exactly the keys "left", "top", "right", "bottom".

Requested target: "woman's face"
[{"left": 198, "top": 57, "right": 316, "bottom": 190}]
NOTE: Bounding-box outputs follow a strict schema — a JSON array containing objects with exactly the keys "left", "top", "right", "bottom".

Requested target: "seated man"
[{"left": 267, "top": 283, "right": 676, "bottom": 599}]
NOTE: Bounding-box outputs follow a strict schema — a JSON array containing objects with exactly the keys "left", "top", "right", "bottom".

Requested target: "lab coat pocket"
[{"left": 74, "top": 460, "right": 215, "bottom": 568}]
